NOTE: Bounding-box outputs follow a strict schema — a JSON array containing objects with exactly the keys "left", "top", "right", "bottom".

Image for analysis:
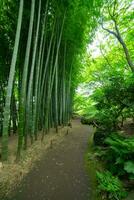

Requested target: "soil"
[
  {"left": 0, "top": 125, "right": 70, "bottom": 199},
  {"left": 4, "top": 119, "right": 93, "bottom": 200}
]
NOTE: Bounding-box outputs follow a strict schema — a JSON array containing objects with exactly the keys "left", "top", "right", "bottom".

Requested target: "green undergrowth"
[
  {"left": 84, "top": 127, "right": 132, "bottom": 200},
  {"left": 96, "top": 171, "right": 127, "bottom": 200},
  {"left": 85, "top": 126, "right": 102, "bottom": 200}
]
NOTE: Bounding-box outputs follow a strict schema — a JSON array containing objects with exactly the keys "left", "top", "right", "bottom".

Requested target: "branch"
[
  {"left": 107, "top": 0, "right": 118, "bottom": 20},
  {"left": 113, "top": 0, "right": 117, "bottom": 16},
  {"left": 101, "top": 23, "right": 119, "bottom": 40}
]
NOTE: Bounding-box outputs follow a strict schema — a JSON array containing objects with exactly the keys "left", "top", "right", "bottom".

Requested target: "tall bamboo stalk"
[
  {"left": 33, "top": 0, "right": 49, "bottom": 139},
  {"left": 2, "top": 0, "right": 24, "bottom": 161},
  {"left": 26, "top": 0, "right": 41, "bottom": 143},
  {"left": 17, "top": 0, "right": 36, "bottom": 158}
]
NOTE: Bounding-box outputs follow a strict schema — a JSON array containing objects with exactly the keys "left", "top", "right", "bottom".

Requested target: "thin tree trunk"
[
  {"left": 26, "top": 0, "right": 41, "bottom": 143},
  {"left": 101, "top": 21, "right": 134, "bottom": 72},
  {"left": 17, "top": 0, "right": 35, "bottom": 159},
  {"left": 114, "top": 21, "right": 134, "bottom": 72},
  {"left": 47, "top": 14, "right": 66, "bottom": 132},
  {"left": 2, "top": 0, "right": 24, "bottom": 161},
  {"left": 43, "top": 34, "right": 56, "bottom": 136},
  {"left": 40, "top": 21, "right": 55, "bottom": 102},
  {"left": 62, "top": 42, "right": 66, "bottom": 126},
  {"left": 33, "top": 0, "right": 49, "bottom": 140},
  {"left": 54, "top": 58, "right": 58, "bottom": 132}
]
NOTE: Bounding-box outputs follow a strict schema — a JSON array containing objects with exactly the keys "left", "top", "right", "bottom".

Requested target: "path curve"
[{"left": 8, "top": 119, "right": 92, "bottom": 200}]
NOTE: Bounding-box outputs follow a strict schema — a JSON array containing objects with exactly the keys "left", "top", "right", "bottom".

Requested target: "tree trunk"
[
  {"left": 33, "top": 0, "right": 48, "bottom": 140},
  {"left": 17, "top": 0, "right": 35, "bottom": 159},
  {"left": 2, "top": 0, "right": 24, "bottom": 161},
  {"left": 26, "top": 0, "right": 41, "bottom": 144}
]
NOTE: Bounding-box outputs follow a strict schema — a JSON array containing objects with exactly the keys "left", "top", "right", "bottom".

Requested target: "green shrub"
[
  {"left": 124, "top": 161, "right": 134, "bottom": 174},
  {"left": 103, "top": 134, "right": 134, "bottom": 177},
  {"left": 96, "top": 171, "right": 127, "bottom": 200},
  {"left": 95, "top": 110, "right": 117, "bottom": 130},
  {"left": 93, "top": 129, "right": 111, "bottom": 146},
  {"left": 81, "top": 117, "right": 94, "bottom": 125}
]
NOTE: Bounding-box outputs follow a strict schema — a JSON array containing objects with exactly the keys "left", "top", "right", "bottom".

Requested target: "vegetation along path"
[{"left": 6, "top": 120, "right": 93, "bottom": 200}]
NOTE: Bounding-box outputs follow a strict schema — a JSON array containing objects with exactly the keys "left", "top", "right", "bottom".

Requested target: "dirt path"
[{"left": 6, "top": 119, "right": 93, "bottom": 200}]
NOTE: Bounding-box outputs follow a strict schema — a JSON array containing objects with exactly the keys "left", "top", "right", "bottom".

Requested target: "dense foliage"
[
  {"left": 96, "top": 171, "right": 127, "bottom": 199},
  {"left": 74, "top": 0, "right": 134, "bottom": 199},
  {"left": 0, "top": 0, "right": 103, "bottom": 161}
]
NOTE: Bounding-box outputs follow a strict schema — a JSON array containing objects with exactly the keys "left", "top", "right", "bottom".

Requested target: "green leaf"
[{"left": 124, "top": 161, "right": 134, "bottom": 174}]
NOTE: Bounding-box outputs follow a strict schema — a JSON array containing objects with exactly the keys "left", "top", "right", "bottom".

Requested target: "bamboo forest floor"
[{"left": 2, "top": 119, "right": 94, "bottom": 200}]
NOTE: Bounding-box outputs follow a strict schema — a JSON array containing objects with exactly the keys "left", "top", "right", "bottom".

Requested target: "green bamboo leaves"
[{"left": 1, "top": 0, "right": 101, "bottom": 161}]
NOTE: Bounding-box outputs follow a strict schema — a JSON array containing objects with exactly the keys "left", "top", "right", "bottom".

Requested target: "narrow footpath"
[{"left": 7, "top": 120, "right": 93, "bottom": 200}]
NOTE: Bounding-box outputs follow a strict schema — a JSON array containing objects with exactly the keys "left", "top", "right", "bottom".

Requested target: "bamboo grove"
[{"left": 0, "top": 0, "right": 102, "bottom": 161}]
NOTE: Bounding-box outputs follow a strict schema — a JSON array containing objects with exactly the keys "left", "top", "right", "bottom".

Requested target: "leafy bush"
[
  {"left": 124, "top": 161, "right": 134, "bottom": 180},
  {"left": 91, "top": 74, "right": 134, "bottom": 131},
  {"left": 81, "top": 117, "right": 95, "bottom": 125},
  {"left": 103, "top": 134, "right": 134, "bottom": 177},
  {"left": 96, "top": 171, "right": 127, "bottom": 200},
  {"left": 93, "top": 129, "right": 111, "bottom": 146}
]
